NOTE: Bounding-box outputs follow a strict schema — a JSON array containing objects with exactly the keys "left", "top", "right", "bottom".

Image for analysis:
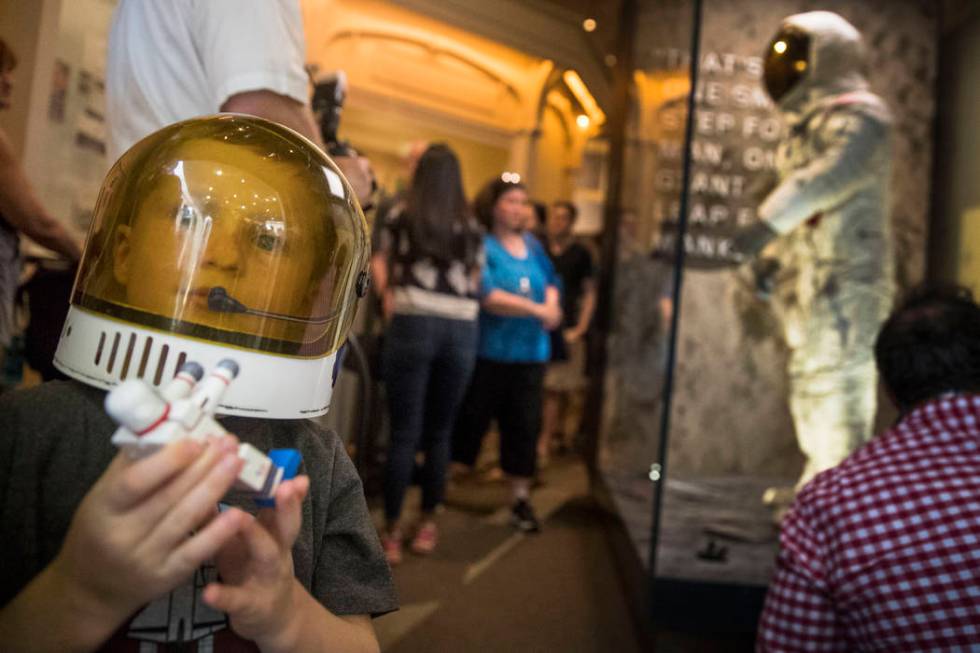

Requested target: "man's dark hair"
[
  {"left": 874, "top": 283, "right": 980, "bottom": 411},
  {"left": 531, "top": 201, "right": 547, "bottom": 230},
  {"left": 552, "top": 200, "right": 578, "bottom": 223}
]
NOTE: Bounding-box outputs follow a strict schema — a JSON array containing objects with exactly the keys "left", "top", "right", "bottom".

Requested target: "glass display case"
[{"left": 594, "top": 0, "right": 938, "bottom": 636}]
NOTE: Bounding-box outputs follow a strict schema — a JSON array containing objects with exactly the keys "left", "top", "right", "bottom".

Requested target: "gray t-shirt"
[
  {"left": 0, "top": 380, "right": 397, "bottom": 650},
  {"left": 0, "top": 218, "right": 20, "bottom": 348}
]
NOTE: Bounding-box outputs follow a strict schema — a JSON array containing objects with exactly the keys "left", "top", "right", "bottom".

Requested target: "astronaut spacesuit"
[{"left": 733, "top": 11, "right": 895, "bottom": 490}]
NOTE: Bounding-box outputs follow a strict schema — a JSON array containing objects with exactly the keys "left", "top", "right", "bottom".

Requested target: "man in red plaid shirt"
[{"left": 757, "top": 285, "right": 980, "bottom": 651}]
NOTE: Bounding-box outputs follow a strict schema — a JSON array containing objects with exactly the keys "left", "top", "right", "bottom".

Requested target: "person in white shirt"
[{"left": 105, "top": 0, "right": 373, "bottom": 204}]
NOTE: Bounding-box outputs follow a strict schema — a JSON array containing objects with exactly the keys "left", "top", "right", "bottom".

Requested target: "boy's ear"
[{"left": 113, "top": 225, "right": 132, "bottom": 286}]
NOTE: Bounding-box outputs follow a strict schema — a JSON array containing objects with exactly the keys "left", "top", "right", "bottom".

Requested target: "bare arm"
[
  {"left": 254, "top": 586, "right": 379, "bottom": 653},
  {"left": 222, "top": 90, "right": 323, "bottom": 148},
  {"left": 567, "top": 278, "right": 596, "bottom": 340},
  {"left": 482, "top": 289, "right": 544, "bottom": 319},
  {"left": 221, "top": 90, "right": 374, "bottom": 205},
  {"left": 483, "top": 285, "right": 561, "bottom": 330},
  {"left": 0, "top": 129, "right": 83, "bottom": 261},
  {"left": 369, "top": 251, "right": 394, "bottom": 320},
  {"left": 369, "top": 252, "right": 388, "bottom": 299}
]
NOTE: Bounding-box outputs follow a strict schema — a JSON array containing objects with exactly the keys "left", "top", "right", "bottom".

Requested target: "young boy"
[{"left": 0, "top": 115, "right": 397, "bottom": 652}]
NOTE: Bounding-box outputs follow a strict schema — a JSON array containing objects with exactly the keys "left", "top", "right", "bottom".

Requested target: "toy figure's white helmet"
[{"left": 54, "top": 114, "right": 370, "bottom": 418}]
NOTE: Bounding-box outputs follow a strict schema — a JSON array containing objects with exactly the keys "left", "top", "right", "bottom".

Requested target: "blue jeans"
[{"left": 382, "top": 314, "right": 478, "bottom": 522}]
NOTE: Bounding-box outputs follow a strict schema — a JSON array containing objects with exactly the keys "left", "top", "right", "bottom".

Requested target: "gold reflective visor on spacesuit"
[
  {"left": 763, "top": 25, "right": 811, "bottom": 103},
  {"left": 72, "top": 115, "right": 369, "bottom": 357}
]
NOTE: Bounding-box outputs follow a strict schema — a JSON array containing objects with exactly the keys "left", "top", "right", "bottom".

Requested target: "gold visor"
[{"left": 73, "top": 115, "right": 369, "bottom": 357}]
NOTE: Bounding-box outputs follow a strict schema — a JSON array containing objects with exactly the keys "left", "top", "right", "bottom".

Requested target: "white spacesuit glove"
[{"left": 730, "top": 221, "right": 779, "bottom": 261}]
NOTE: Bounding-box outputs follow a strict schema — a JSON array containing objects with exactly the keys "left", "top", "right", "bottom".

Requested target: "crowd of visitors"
[{"left": 370, "top": 156, "right": 598, "bottom": 556}]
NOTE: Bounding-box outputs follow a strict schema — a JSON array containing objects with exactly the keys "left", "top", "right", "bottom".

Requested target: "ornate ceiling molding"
[
  {"left": 327, "top": 28, "right": 522, "bottom": 102},
  {"left": 385, "top": 0, "right": 611, "bottom": 108}
]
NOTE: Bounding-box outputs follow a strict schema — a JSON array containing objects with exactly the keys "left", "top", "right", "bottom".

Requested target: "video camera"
[{"left": 311, "top": 70, "right": 355, "bottom": 158}]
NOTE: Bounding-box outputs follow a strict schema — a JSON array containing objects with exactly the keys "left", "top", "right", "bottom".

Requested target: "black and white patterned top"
[{"left": 376, "top": 205, "right": 484, "bottom": 320}]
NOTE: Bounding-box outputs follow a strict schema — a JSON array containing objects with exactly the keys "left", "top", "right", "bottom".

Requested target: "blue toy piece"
[{"left": 255, "top": 449, "right": 303, "bottom": 507}]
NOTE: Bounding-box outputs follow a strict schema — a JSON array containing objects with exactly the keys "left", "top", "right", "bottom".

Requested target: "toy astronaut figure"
[
  {"left": 105, "top": 358, "right": 303, "bottom": 504},
  {"left": 732, "top": 11, "right": 895, "bottom": 493}
]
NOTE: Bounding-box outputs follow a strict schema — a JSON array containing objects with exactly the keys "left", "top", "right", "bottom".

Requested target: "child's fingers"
[
  {"left": 238, "top": 512, "right": 282, "bottom": 570},
  {"left": 135, "top": 436, "right": 239, "bottom": 526},
  {"left": 201, "top": 580, "right": 249, "bottom": 616},
  {"left": 145, "top": 451, "right": 243, "bottom": 552},
  {"left": 257, "top": 476, "right": 309, "bottom": 548},
  {"left": 101, "top": 440, "right": 204, "bottom": 511},
  {"left": 164, "top": 507, "right": 248, "bottom": 580}
]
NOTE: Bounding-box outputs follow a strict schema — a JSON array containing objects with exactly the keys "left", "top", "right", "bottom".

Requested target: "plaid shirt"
[{"left": 757, "top": 394, "right": 980, "bottom": 652}]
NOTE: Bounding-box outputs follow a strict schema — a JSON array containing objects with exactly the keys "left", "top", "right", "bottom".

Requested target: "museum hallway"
[{"left": 370, "top": 455, "right": 754, "bottom": 652}]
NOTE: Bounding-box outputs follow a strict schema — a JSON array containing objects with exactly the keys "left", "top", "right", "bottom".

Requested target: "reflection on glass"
[{"left": 596, "top": 1, "right": 694, "bottom": 571}]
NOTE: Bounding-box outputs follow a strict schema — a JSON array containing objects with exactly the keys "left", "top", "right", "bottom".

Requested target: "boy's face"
[{"left": 113, "top": 139, "right": 320, "bottom": 337}]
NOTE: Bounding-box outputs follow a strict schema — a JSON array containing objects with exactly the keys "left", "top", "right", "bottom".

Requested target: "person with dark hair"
[
  {"left": 526, "top": 200, "right": 547, "bottom": 240},
  {"left": 371, "top": 143, "right": 483, "bottom": 564},
  {"left": 757, "top": 284, "right": 980, "bottom": 650},
  {"left": 0, "top": 38, "right": 83, "bottom": 380},
  {"left": 873, "top": 285, "right": 980, "bottom": 409},
  {"left": 538, "top": 200, "right": 596, "bottom": 465},
  {"left": 451, "top": 176, "right": 561, "bottom": 533}
]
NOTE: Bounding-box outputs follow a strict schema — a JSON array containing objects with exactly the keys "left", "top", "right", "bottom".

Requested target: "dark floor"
[
  {"left": 370, "top": 454, "right": 763, "bottom": 652},
  {"left": 371, "top": 457, "right": 644, "bottom": 652}
]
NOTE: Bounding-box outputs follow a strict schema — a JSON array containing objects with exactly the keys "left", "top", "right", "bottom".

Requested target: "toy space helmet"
[
  {"left": 54, "top": 114, "right": 371, "bottom": 418},
  {"left": 763, "top": 11, "right": 867, "bottom": 107}
]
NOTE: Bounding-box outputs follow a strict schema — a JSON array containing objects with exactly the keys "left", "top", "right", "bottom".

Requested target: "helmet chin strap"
[{"left": 207, "top": 286, "right": 336, "bottom": 325}]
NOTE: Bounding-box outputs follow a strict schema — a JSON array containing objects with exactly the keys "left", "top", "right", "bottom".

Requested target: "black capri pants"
[{"left": 451, "top": 358, "right": 544, "bottom": 478}]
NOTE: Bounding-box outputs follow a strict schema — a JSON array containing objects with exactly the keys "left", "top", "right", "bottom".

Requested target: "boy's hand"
[
  {"left": 49, "top": 436, "right": 247, "bottom": 628},
  {"left": 203, "top": 475, "right": 311, "bottom": 648}
]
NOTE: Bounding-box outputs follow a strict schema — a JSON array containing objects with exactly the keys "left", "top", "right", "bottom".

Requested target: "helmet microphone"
[{"left": 207, "top": 286, "right": 335, "bottom": 325}]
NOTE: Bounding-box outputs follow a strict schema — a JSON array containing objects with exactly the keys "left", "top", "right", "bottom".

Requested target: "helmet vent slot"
[
  {"left": 137, "top": 336, "right": 153, "bottom": 379},
  {"left": 106, "top": 332, "right": 121, "bottom": 374},
  {"left": 94, "top": 332, "right": 107, "bottom": 366},
  {"left": 120, "top": 333, "right": 137, "bottom": 380},
  {"left": 175, "top": 351, "right": 187, "bottom": 377},
  {"left": 154, "top": 345, "right": 170, "bottom": 386}
]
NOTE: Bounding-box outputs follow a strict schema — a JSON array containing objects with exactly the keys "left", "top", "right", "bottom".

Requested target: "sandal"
[
  {"left": 410, "top": 522, "right": 438, "bottom": 555},
  {"left": 382, "top": 531, "right": 403, "bottom": 565}
]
